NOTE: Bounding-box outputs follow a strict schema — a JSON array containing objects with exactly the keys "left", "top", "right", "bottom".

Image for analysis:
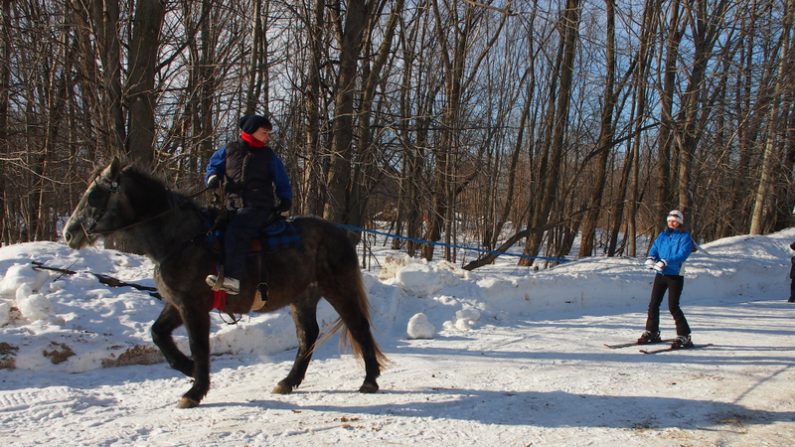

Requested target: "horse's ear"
[{"left": 103, "top": 156, "right": 122, "bottom": 181}]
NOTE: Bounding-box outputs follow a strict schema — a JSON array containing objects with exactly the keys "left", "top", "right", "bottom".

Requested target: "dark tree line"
[{"left": 1, "top": 0, "right": 793, "bottom": 268}]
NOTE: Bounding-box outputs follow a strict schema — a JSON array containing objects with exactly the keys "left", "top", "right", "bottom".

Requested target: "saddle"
[
  {"left": 203, "top": 209, "right": 301, "bottom": 315},
  {"left": 204, "top": 211, "right": 301, "bottom": 254},
  {"left": 250, "top": 218, "right": 302, "bottom": 252}
]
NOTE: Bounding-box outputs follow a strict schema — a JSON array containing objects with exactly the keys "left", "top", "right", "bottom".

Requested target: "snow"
[
  {"left": 1, "top": 227, "right": 795, "bottom": 446},
  {"left": 406, "top": 313, "right": 434, "bottom": 339}
]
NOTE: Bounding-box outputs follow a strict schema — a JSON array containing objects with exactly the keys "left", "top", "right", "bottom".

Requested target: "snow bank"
[{"left": 1, "top": 228, "right": 793, "bottom": 374}]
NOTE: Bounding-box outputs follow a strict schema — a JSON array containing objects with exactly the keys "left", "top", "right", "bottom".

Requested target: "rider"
[{"left": 204, "top": 114, "right": 292, "bottom": 294}]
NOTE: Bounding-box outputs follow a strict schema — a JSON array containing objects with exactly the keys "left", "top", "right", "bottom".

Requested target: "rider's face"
[{"left": 252, "top": 127, "right": 271, "bottom": 145}]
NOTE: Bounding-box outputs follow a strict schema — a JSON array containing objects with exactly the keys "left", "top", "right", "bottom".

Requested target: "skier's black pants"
[{"left": 645, "top": 274, "right": 691, "bottom": 336}]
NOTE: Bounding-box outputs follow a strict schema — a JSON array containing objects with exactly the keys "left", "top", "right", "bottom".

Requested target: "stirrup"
[
  {"left": 205, "top": 274, "right": 240, "bottom": 295},
  {"left": 251, "top": 282, "right": 269, "bottom": 311}
]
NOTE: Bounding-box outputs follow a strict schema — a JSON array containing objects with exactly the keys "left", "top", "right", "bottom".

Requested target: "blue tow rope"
[{"left": 336, "top": 224, "right": 569, "bottom": 264}]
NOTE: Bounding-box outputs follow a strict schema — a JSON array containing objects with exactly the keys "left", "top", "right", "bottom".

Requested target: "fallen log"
[{"left": 31, "top": 261, "right": 161, "bottom": 300}]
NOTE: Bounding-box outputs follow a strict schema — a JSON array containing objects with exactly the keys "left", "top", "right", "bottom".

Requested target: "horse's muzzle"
[{"left": 63, "top": 222, "right": 91, "bottom": 249}]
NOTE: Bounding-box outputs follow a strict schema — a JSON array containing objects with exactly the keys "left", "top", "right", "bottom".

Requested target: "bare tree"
[
  {"left": 520, "top": 0, "right": 581, "bottom": 266},
  {"left": 1, "top": 0, "right": 793, "bottom": 261},
  {"left": 324, "top": 0, "right": 375, "bottom": 224},
  {"left": 750, "top": 0, "right": 793, "bottom": 234},
  {"left": 422, "top": 0, "right": 508, "bottom": 261},
  {"left": 652, "top": 0, "right": 684, "bottom": 224},
  {"left": 301, "top": 0, "right": 328, "bottom": 216},
  {"left": 0, "top": 0, "right": 10, "bottom": 242},
  {"left": 578, "top": 0, "right": 634, "bottom": 257},
  {"left": 125, "top": 0, "right": 165, "bottom": 167}
]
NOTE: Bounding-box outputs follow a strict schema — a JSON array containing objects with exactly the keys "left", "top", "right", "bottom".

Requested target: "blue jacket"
[
  {"left": 648, "top": 228, "right": 694, "bottom": 276},
  {"left": 204, "top": 143, "right": 292, "bottom": 205}
]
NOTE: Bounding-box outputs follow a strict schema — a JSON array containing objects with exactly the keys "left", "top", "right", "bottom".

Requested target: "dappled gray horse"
[{"left": 63, "top": 158, "right": 386, "bottom": 408}]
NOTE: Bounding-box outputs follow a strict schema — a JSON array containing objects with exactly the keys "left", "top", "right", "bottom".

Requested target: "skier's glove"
[{"left": 653, "top": 260, "right": 667, "bottom": 273}]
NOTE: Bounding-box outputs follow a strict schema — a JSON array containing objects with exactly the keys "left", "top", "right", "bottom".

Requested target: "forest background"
[{"left": 1, "top": 0, "right": 793, "bottom": 269}]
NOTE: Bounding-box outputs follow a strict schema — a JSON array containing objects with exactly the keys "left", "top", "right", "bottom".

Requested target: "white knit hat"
[{"left": 667, "top": 209, "right": 684, "bottom": 224}]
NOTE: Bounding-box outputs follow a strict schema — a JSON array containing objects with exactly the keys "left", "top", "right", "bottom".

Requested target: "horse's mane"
[{"left": 113, "top": 162, "right": 202, "bottom": 216}]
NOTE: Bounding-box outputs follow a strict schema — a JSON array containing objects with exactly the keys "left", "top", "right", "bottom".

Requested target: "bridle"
[
  {"left": 79, "top": 174, "right": 172, "bottom": 239},
  {"left": 78, "top": 172, "right": 210, "bottom": 241},
  {"left": 77, "top": 176, "right": 122, "bottom": 240}
]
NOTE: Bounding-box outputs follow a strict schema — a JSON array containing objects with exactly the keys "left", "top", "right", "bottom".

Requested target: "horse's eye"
[{"left": 87, "top": 187, "right": 110, "bottom": 208}]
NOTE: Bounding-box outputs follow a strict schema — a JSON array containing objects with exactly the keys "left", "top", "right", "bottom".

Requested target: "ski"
[
  {"left": 604, "top": 339, "right": 674, "bottom": 349},
  {"left": 639, "top": 343, "right": 714, "bottom": 355}
]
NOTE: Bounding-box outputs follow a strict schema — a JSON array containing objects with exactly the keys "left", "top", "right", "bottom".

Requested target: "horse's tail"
[{"left": 319, "top": 270, "right": 388, "bottom": 370}]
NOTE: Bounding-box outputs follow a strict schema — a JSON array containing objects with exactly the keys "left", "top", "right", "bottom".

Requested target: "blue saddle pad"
[{"left": 261, "top": 219, "right": 301, "bottom": 251}]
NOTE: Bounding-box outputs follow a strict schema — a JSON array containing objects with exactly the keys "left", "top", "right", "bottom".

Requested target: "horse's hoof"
[
  {"left": 272, "top": 383, "right": 293, "bottom": 395},
  {"left": 177, "top": 397, "right": 200, "bottom": 408},
  {"left": 359, "top": 382, "right": 379, "bottom": 393}
]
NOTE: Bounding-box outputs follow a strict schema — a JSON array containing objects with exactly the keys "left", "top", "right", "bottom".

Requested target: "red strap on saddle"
[{"left": 212, "top": 290, "right": 228, "bottom": 311}]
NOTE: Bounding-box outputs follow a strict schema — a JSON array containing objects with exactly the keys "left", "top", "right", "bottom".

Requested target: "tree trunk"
[
  {"left": 199, "top": 0, "right": 217, "bottom": 163},
  {"left": 578, "top": 0, "right": 618, "bottom": 258},
  {"left": 303, "top": 0, "right": 326, "bottom": 216},
  {"left": 422, "top": 0, "right": 508, "bottom": 261},
  {"left": 36, "top": 27, "right": 70, "bottom": 240},
  {"left": 422, "top": 0, "right": 471, "bottom": 261},
  {"left": 350, "top": 0, "right": 403, "bottom": 228},
  {"left": 750, "top": 0, "right": 792, "bottom": 234},
  {"left": 126, "top": 0, "right": 164, "bottom": 167},
  {"left": 0, "top": 0, "right": 9, "bottom": 242},
  {"left": 245, "top": 0, "right": 269, "bottom": 114},
  {"left": 489, "top": 6, "right": 539, "bottom": 252},
  {"left": 654, "top": 0, "right": 683, "bottom": 222},
  {"left": 675, "top": 0, "right": 731, "bottom": 218},
  {"left": 324, "top": 0, "right": 371, "bottom": 224},
  {"left": 91, "top": 0, "right": 126, "bottom": 156},
  {"left": 520, "top": 0, "right": 581, "bottom": 266}
]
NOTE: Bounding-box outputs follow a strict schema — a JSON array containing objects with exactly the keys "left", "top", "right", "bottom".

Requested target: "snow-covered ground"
[{"left": 1, "top": 227, "right": 794, "bottom": 446}]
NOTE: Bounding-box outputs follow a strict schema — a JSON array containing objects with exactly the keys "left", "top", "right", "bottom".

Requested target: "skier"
[{"left": 637, "top": 209, "right": 695, "bottom": 349}]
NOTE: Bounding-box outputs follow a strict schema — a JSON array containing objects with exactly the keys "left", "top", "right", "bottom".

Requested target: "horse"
[{"left": 62, "top": 157, "right": 386, "bottom": 408}]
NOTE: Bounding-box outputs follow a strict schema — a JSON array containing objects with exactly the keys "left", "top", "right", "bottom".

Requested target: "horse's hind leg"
[
  {"left": 273, "top": 293, "right": 321, "bottom": 394},
  {"left": 151, "top": 304, "right": 193, "bottom": 377},
  {"left": 338, "top": 308, "right": 381, "bottom": 393},
  {"left": 323, "top": 281, "right": 383, "bottom": 393}
]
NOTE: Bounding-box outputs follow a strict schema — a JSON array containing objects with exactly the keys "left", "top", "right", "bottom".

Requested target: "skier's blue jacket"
[{"left": 648, "top": 228, "right": 694, "bottom": 276}]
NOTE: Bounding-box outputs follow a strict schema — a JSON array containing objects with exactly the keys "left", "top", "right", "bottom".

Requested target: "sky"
[{"left": 1, "top": 226, "right": 794, "bottom": 446}]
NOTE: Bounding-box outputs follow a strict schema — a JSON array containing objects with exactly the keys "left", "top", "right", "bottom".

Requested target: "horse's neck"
[{"left": 126, "top": 191, "right": 205, "bottom": 262}]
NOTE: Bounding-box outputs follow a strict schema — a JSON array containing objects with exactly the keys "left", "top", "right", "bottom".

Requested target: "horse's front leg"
[
  {"left": 176, "top": 304, "right": 212, "bottom": 409},
  {"left": 151, "top": 304, "right": 193, "bottom": 377}
]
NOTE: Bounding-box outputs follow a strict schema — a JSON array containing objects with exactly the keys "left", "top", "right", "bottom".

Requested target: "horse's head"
[{"left": 63, "top": 157, "right": 132, "bottom": 249}]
